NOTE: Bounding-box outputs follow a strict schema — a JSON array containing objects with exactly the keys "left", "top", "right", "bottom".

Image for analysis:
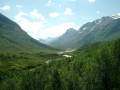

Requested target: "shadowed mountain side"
[
  {"left": 0, "top": 13, "right": 54, "bottom": 52},
  {"left": 49, "top": 16, "right": 120, "bottom": 49}
]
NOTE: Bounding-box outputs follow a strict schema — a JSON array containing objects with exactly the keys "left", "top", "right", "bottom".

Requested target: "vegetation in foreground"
[{"left": 0, "top": 38, "right": 120, "bottom": 90}]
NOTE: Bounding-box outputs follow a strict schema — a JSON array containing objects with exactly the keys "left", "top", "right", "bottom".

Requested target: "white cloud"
[
  {"left": 49, "top": 12, "right": 60, "bottom": 18},
  {"left": 16, "top": 5, "right": 22, "bottom": 8},
  {"left": 46, "top": 0, "right": 55, "bottom": 7},
  {"left": 14, "top": 9, "right": 79, "bottom": 39},
  {"left": 49, "top": 8, "right": 74, "bottom": 18},
  {"left": 88, "top": 0, "right": 96, "bottom": 3},
  {"left": 14, "top": 12, "right": 79, "bottom": 39},
  {"left": 14, "top": 12, "right": 28, "bottom": 20},
  {"left": 47, "top": 0, "right": 52, "bottom": 6},
  {"left": 117, "top": 13, "right": 120, "bottom": 16},
  {"left": 0, "top": 5, "right": 11, "bottom": 11},
  {"left": 14, "top": 11, "right": 46, "bottom": 39},
  {"left": 64, "top": 8, "right": 74, "bottom": 16},
  {"left": 42, "top": 22, "right": 79, "bottom": 39},
  {"left": 30, "top": 9, "right": 45, "bottom": 21}
]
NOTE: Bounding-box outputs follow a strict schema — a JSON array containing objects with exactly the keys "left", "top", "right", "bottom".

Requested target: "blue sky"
[{"left": 0, "top": 0, "right": 120, "bottom": 39}]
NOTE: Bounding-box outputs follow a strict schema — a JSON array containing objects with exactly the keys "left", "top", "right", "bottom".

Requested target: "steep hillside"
[
  {"left": 0, "top": 13, "right": 51, "bottom": 52},
  {"left": 50, "top": 28, "right": 80, "bottom": 49},
  {"left": 50, "top": 16, "right": 120, "bottom": 49},
  {"left": 77, "top": 16, "right": 120, "bottom": 46}
]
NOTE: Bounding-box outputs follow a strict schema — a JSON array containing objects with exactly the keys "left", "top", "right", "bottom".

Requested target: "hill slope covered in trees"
[{"left": 0, "top": 38, "right": 120, "bottom": 90}]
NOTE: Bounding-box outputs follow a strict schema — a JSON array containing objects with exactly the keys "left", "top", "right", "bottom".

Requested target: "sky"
[{"left": 0, "top": 0, "right": 120, "bottom": 40}]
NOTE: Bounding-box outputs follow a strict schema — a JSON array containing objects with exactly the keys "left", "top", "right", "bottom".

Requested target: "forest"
[{"left": 0, "top": 38, "right": 120, "bottom": 90}]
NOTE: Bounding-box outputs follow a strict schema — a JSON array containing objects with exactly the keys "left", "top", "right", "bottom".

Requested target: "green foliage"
[
  {"left": 1, "top": 11, "right": 120, "bottom": 90},
  {"left": 0, "top": 38, "right": 120, "bottom": 90},
  {"left": 0, "top": 13, "right": 55, "bottom": 53}
]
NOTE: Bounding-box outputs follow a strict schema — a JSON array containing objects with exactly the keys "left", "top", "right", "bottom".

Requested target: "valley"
[
  {"left": 0, "top": 11, "right": 120, "bottom": 90},
  {"left": 0, "top": 38, "right": 120, "bottom": 90}
]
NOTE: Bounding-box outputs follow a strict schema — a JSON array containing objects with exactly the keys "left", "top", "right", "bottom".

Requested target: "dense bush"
[{"left": 0, "top": 39, "right": 120, "bottom": 90}]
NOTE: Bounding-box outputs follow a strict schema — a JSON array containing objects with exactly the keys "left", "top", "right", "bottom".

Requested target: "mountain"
[
  {"left": 49, "top": 16, "right": 120, "bottom": 49},
  {"left": 77, "top": 16, "right": 120, "bottom": 46},
  {"left": 0, "top": 13, "right": 51, "bottom": 52},
  {"left": 49, "top": 28, "right": 80, "bottom": 49}
]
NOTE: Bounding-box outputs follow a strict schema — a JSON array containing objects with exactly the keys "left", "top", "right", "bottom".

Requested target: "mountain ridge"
[
  {"left": 0, "top": 13, "right": 52, "bottom": 52},
  {"left": 49, "top": 16, "right": 120, "bottom": 49}
]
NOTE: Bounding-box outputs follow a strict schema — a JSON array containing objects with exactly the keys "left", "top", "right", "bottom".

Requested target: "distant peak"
[
  {"left": 67, "top": 28, "right": 76, "bottom": 30},
  {"left": 99, "top": 16, "right": 113, "bottom": 21},
  {"left": 66, "top": 28, "right": 77, "bottom": 32},
  {"left": 101, "top": 16, "right": 111, "bottom": 19}
]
